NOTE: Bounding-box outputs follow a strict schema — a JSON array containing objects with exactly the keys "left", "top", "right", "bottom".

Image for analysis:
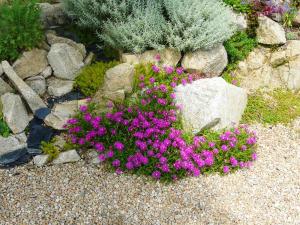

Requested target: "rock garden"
[{"left": 0, "top": 0, "right": 299, "bottom": 224}]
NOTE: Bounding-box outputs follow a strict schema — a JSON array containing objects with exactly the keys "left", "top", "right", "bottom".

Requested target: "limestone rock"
[
  {"left": 1, "top": 93, "right": 30, "bottom": 134},
  {"left": 47, "top": 77, "right": 74, "bottom": 97},
  {"left": 174, "top": 77, "right": 247, "bottom": 133},
  {"left": 44, "top": 99, "right": 88, "bottom": 130},
  {"left": 41, "top": 66, "right": 52, "bottom": 78},
  {"left": 182, "top": 45, "right": 228, "bottom": 77},
  {"left": 1, "top": 61, "right": 49, "bottom": 119},
  {"left": 256, "top": 16, "right": 286, "bottom": 45},
  {"left": 0, "top": 63, "right": 3, "bottom": 75},
  {"left": 0, "top": 78, "right": 13, "bottom": 96},
  {"left": 25, "top": 76, "right": 46, "bottom": 96},
  {"left": 13, "top": 49, "right": 48, "bottom": 79},
  {"left": 0, "top": 133, "right": 27, "bottom": 165},
  {"left": 47, "top": 43, "right": 84, "bottom": 80},
  {"left": 52, "top": 150, "right": 81, "bottom": 164},
  {"left": 102, "top": 63, "right": 134, "bottom": 94},
  {"left": 232, "top": 12, "right": 248, "bottom": 31},
  {"left": 84, "top": 52, "right": 95, "bottom": 66},
  {"left": 33, "top": 155, "right": 49, "bottom": 167},
  {"left": 46, "top": 32, "right": 86, "bottom": 58}
]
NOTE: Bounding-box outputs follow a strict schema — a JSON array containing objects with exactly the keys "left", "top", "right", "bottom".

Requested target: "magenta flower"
[
  {"left": 149, "top": 77, "right": 156, "bottom": 83},
  {"left": 176, "top": 67, "right": 184, "bottom": 75},
  {"left": 152, "top": 170, "right": 161, "bottom": 179},
  {"left": 95, "top": 142, "right": 105, "bottom": 152},
  {"left": 251, "top": 153, "right": 258, "bottom": 161},
  {"left": 221, "top": 145, "right": 229, "bottom": 152},
  {"left": 112, "top": 159, "right": 121, "bottom": 167},
  {"left": 155, "top": 54, "right": 161, "bottom": 62},
  {"left": 181, "top": 79, "right": 187, "bottom": 85},
  {"left": 170, "top": 82, "right": 177, "bottom": 88},
  {"left": 223, "top": 166, "right": 230, "bottom": 174},
  {"left": 164, "top": 66, "right": 174, "bottom": 74},
  {"left": 98, "top": 154, "right": 106, "bottom": 162},
  {"left": 230, "top": 156, "right": 238, "bottom": 167},
  {"left": 114, "top": 141, "right": 124, "bottom": 151},
  {"left": 152, "top": 65, "right": 160, "bottom": 73},
  {"left": 79, "top": 105, "right": 88, "bottom": 112}
]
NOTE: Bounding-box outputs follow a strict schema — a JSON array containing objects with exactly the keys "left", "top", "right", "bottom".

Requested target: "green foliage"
[
  {"left": 222, "top": 0, "right": 251, "bottom": 13},
  {"left": 242, "top": 89, "right": 300, "bottom": 125},
  {"left": 222, "top": 63, "right": 240, "bottom": 86},
  {"left": 224, "top": 31, "right": 257, "bottom": 64},
  {"left": 163, "top": 0, "right": 237, "bottom": 52},
  {"left": 74, "top": 61, "right": 119, "bottom": 97},
  {"left": 0, "top": 0, "right": 43, "bottom": 62},
  {"left": 41, "top": 140, "right": 60, "bottom": 161},
  {"left": 286, "top": 31, "right": 299, "bottom": 40},
  {"left": 0, "top": 102, "right": 10, "bottom": 137}
]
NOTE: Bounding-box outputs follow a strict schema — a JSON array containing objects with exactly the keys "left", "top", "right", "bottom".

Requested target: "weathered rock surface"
[
  {"left": 0, "top": 63, "right": 3, "bottom": 75},
  {"left": 33, "top": 155, "right": 49, "bottom": 167},
  {"left": 41, "top": 66, "right": 52, "bottom": 78},
  {"left": 1, "top": 93, "right": 29, "bottom": 134},
  {"left": 256, "top": 16, "right": 286, "bottom": 45},
  {"left": 39, "top": 3, "right": 67, "bottom": 27},
  {"left": 102, "top": 63, "right": 134, "bottom": 102},
  {"left": 174, "top": 77, "right": 247, "bottom": 133},
  {"left": 13, "top": 49, "right": 48, "bottom": 79},
  {"left": 25, "top": 76, "right": 46, "bottom": 96},
  {"left": 47, "top": 77, "right": 74, "bottom": 97},
  {"left": 0, "top": 78, "right": 13, "bottom": 96},
  {"left": 237, "top": 41, "right": 300, "bottom": 91},
  {"left": 1, "top": 61, "right": 49, "bottom": 119},
  {"left": 46, "top": 32, "right": 86, "bottom": 58},
  {"left": 232, "top": 12, "right": 248, "bottom": 31},
  {"left": 47, "top": 43, "right": 84, "bottom": 80},
  {"left": 0, "top": 133, "right": 27, "bottom": 165},
  {"left": 84, "top": 52, "right": 95, "bottom": 66},
  {"left": 182, "top": 45, "right": 228, "bottom": 77},
  {"left": 121, "top": 48, "right": 181, "bottom": 66},
  {"left": 292, "top": 9, "right": 300, "bottom": 26},
  {"left": 44, "top": 99, "right": 88, "bottom": 130},
  {"left": 52, "top": 150, "right": 81, "bottom": 164}
]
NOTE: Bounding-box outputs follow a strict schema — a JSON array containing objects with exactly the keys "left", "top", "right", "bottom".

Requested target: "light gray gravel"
[{"left": 0, "top": 124, "right": 299, "bottom": 225}]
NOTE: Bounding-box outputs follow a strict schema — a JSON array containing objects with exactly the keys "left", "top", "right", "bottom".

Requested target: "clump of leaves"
[
  {"left": 74, "top": 61, "right": 119, "bottom": 97},
  {"left": 41, "top": 140, "right": 60, "bottom": 162},
  {"left": 224, "top": 31, "right": 257, "bottom": 64},
  {"left": 242, "top": 89, "right": 300, "bottom": 125},
  {"left": 222, "top": 0, "right": 252, "bottom": 13},
  {"left": 0, "top": 0, "right": 43, "bottom": 62}
]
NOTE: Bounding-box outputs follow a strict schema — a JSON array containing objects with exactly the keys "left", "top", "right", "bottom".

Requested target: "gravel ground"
[{"left": 0, "top": 124, "right": 299, "bottom": 225}]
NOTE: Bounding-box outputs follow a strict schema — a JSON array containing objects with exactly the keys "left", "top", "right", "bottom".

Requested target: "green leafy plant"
[
  {"left": 223, "top": 0, "right": 252, "bottom": 13},
  {"left": 74, "top": 61, "right": 119, "bottom": 97},
  {"left": 0, "top": 0, "right": 43, "bottom": 62},
  {"left": 41, "top": 140, "right": 60, "bottom": 161},
  {"left": 242, "top": 89, "right": 300, "bottom": 125},
  {"left": 0, "top": 102, "right": 10, "bottom": 137},
  {"left": 224, "top": 31, "right": 257, "bottom": 64}
]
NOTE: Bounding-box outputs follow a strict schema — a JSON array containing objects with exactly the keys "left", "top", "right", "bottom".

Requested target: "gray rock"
[
  {"left": 0, "top": 63, "right": 3, "bottom": 75},
  {"left": 1, "top": 93, "right": 30, "bottom": 134},
  {"left": 39, "top": 3, "right": 67, "bottom": 28},
  {"left": 41, "top": 66, "right": 52, "bottom": 78},
  {"left": 46, "top": 32, "right": 86, "bottom": 58},
  {"left": 44, "top": 99, "right": 88, "bottom": 130},
  {"left": 1, "top": 61, "right": 49, "bottom": 119},
  {"left": 257, "top": 16, "right": 286, "bottom": 45},
  {"left": 52, "top": 150, "right": 81, "bottom": 164},
  {"left": 0, "top": 133, "right": 27, "bottom": 165},
  {"left": 84, "top": 52, "right": 95, "bottom": 66},
  {"left": 232, "top": 12, "right": 247, "bottom": 31},
  {"left": 182, "top": 45, "right": 228, "bottom": 77},
  {"left": 13, "top": 49, "right": 48, "bottom": 79},
  {"left": 47, "top": 77, "right": 74, "bottom": 97},
  {"left": 47, "top": 43, "right": 84, "bottom": 80},
  {"left": 0, "top": 78, "right": 13, "bottom": 96},
  {"left": 103, "top": 63, "right": 134, "bottom": 94},
  {"left": 174, "top": 77, "right": 247, "bottom": 133},
  {"left": 33, "top": 155, "right": 49, "bottom": 167},
  {"left": 25, "top": 76, "right": 46, "bottom": 96}
]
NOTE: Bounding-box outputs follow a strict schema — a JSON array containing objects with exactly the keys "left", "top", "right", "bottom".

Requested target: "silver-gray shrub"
[
  {"left": 99, "top": 0, "right": 166, "bottom": 53},
  {"left": 163, "top": 0, "right": 237, "bottom": 52}
]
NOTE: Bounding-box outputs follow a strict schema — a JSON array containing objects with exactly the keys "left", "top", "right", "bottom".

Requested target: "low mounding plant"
[
  {"left": 100, "top": 0, "right": 166, "bottom": 53},
  {"left": 0, "top": 0, "right": 43, "bottom": 62},
  {"left": 162, "top": 0, "right": 237, "bottom": 52},
  {"left": 223, "top": 0, "right": 252, "bottom": 13},
  {"left": 66, "top": 62, "right": 257, "bottom": 182}
]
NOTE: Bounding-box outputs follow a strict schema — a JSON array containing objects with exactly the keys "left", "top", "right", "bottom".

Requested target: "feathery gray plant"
[{"left": 163, "top": 0, "right": 237, "bottom": 52}]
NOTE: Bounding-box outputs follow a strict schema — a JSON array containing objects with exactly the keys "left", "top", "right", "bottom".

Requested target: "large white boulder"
[
  {"left": 256, "top": 16, "right": 286, "bottom": 45},
  {"left": 181, "top": 45, "right": 228, "bottom": 77},
  {"left": 174, "top": 77, "right": 247, "bottom": 133},
  {"left": 1, "top": 93, "right": 30, "bottom": 134},
  {"left": 47, "top": 43, "right": 84, "bottom": 80}
]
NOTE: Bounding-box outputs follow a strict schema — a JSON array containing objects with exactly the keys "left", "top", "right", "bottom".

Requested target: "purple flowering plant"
[{"left": 66, "top": 63, "right": 257, "bottom": 182}]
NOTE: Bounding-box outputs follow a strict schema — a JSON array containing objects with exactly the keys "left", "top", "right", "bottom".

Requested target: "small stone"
[
  {"left": 13, "top": 49, "right": 48, "bottom": 79},
  {"left": 25, "top": 76, "right": 46, "bottom": 96},
  {"left": 41, "top": 66, "right": 52, "bottom": 78},
  {"left": 47, "top": 77, "right": 74, "bottom": 97},
  {"left": 1, "top": 93, "right": 30, "bottom": 134},
  {"left": 256, "top": 16, "right": 286, "bottom": 45},
  {"left": 52, "top": 150, "right": 81, "bottom": 164},
  {"left": 182, "top": 45, "right": 228, "bottom": 77},
  {"left": 0, "top": 78, "right": 13, "bottom": 96},
  {"left": 47, "top": 43, "right": 84, "bottom": 80},
  {"left": 33, "top": 155, "right": 49, "bottom": 167}
]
